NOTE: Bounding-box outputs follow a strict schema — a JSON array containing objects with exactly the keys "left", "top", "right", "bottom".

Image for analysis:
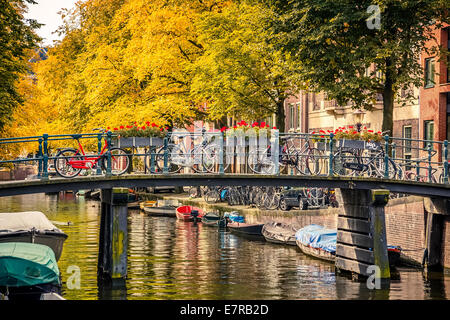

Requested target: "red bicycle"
[{"left": 54, "top": 129, "right": 130, "bottom": 178}]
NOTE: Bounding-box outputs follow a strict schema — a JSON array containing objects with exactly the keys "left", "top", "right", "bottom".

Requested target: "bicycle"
[
  {"left": 54, "top": 128, "right": 130, "bottom": 178},
  {"left": 148, "top": 129, "right": 219, "bottom": 174}
]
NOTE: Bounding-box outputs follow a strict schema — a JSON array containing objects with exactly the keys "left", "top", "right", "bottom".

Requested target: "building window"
[
  {"left": 447, "top": 93, "right": 450, "bottom": 142},
  {"left": 424, "top": 58, "right": 435, "bottom": 88},
  {"left": 403, "top": 125, "right": 412, "bottom": 171},
  {"left": 424, "top": 120, "right": 434, "bottom": 147},
  {"left": 289, "top": 104, "right": 295, "bottom": 129},
  {"left": 297, "top": 102, "right": 302, "bottom": 130}
]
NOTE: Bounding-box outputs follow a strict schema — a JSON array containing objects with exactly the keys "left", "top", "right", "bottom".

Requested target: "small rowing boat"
[
  {"left": 262, "top": 221, "right": 297, "bottom": 246},
  {"left": 227, "top": 222, "right": 265, "bottom": 240},
  {"left": 175, "top": 205, "right": 205, "bottom": 222},
  {"left": 139, "top": 200, "right": 157, "bottom": 210},
  {"left": 202, "top": 212, "right": 227, "bottom": 227},
  {"left": 144, "top": 200, "right": 179, "bottom": 217}
]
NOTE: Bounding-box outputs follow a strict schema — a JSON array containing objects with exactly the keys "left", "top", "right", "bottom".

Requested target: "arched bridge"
[{"left": 1, "top": 173, "right": 450, "bottom": 198}]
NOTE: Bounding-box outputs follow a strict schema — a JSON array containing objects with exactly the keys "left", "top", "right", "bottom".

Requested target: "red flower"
[
  {"left": 312, "top": 131, "right": 316, "bottom": 134},
  {"left": 126, "top": 125, "right": 132, "bottom": 129},
  {"left": 273, "top": 126, "right": 277, "bottom": 129},
  {"left": 165, "top": 127, "right": 169, "bottom": 130},
  {"left": 377, "top": 131, "right": 382, "bottom": 134},
  {"left": 142, "top": 126, "right": 146, "bottom": 130},
  {"left": 233, "top": 125, "right": 237, "bottom": 129},
  {"left": 151, "top": 123, "right": 157, "bottom": 127},
  {"left": 160, "top": 128, "right": 163, "bottom": 131},
  {"left": 348, "top": 126, "right": 353, "bottom": 129},
  {"left": 319, "top": 129, "right": 325, "bottom": 133},
  {"left": 120, "top": 125, "right": 124, "bottom": 129},
  {"left": 261, "top": 121, "right": 266, "bottom": 127},
  {"left": 146, "top": 121, "right": 150, "bottom": 126},
  {"left": 252, "top": 122, "right": 259, "bottom": 127},
  {"left": 368, "top": 130, "right": 373, "bottom": 133},
  {"left": 113, "top": 128, "right": 118, "bottom": 131},
  {"left": 363, "top": 126, "right": 367, "bottom": 130},
  {"left": 107, "top": 127, "right": 110, "bottom": 130},
  {"left": 352, "top": 131, "right": 357, "bottom": 134}
]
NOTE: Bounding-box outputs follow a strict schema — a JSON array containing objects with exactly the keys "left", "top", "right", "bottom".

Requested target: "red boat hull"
[{"left": 176, "top": 206, "right": 205, "bottom": 221}]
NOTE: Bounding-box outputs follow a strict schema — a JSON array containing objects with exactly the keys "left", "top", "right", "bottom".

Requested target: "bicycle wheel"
[
  {"left": 144, "top": 146, "right": 162, "bottom": 173},
  {"left": 202, "top": 143, "right": 231, "bottom": 173},
  {"left": 371, "top": 156, "right": 397, "bottom": 179},
  {"left": 247, "top": 149, "right": 276, "bottom": 174},
  {"left": 205, "top": 190, "right": 221, "bottom": 204},
  {"left": 54, "top": 148, "right": 82, "bottom": 178},
  {"left": 155, "top": 144, "right": 182, "bottom": 173},
  {"left": 102, "top": 148, "right": 130, "bottom": 175},
  {"left": 332, "top": 150, "right": 360, "bottom": 176},
  {"left": 306, "top": 148, "right": 325, "bottom": 175}
]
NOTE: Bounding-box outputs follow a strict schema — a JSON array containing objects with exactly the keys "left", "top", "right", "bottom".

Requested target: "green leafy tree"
[
  {"left": 0, "top": 0, "right": 41, "bottom": 131},
  {"left": 264, "top": 0, "right": 449, "bottom": 135},
  {"left": 190, "top": 1, "right": 301, "bottom": 131}
]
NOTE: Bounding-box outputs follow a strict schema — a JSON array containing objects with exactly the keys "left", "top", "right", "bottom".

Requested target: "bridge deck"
[{"left": 1, "top": 174, "right": 449, "bottom": 198}]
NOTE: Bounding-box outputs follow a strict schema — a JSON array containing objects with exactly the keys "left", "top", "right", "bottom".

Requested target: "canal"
[{"left": 0, "top": 193, "right": 449, "bottom": 300}]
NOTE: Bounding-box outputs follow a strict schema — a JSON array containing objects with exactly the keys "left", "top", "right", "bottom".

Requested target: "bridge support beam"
[
  {"left": 98, "top": 188, "right": 128, "bottom": 281},
  {"left": 423, "top": 198, "right": 448, "bottom": 271},
  {"left": 336, "top": 189, "right": 390, "bottom": 286}
]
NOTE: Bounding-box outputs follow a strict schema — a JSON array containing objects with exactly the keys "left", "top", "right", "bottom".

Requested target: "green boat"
[
  {"left": 0, "top": 242, "right": 63, "bottom": 300},
  {"left": 202, "top": 212, "right": 226, "bottom": 227}
]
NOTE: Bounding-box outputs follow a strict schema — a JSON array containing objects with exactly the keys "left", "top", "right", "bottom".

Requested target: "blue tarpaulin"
[
  {"left": 295, "top": 225, "right": 337, "bottom": 253},
  {"left": 224, "top": 211, "right": 245, "bottom": 223}
]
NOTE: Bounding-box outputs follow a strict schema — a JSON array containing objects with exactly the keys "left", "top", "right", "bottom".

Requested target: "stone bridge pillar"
[
  {"left": 98, "top": 188, "right": 128, "bottom": 281},
  {"left": 335, "top": 189, "right": 390, "bottom": 285},
  {"left": 423, "top": 197, "right": 449, "bottom": 271}
]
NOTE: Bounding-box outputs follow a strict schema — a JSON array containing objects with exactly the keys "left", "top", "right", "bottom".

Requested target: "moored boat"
[
  {"left": 223, "top": 211, "right": 245, "bottom": 223},
  {"left": 202, "top": 212, "right": 226, "bottom": 227},
  {"left": 0, "top": 211, "right": 68, "bottom": 261},
  {"left": 227, "top": 222, "right": 265, "bottom": 240},
  {"left": 144, "top": 200, "right": 179, "bottom": 217},
  {"left": 139, "top": 200, "right": 157, "bottom": 210},
  {"left": 0, "top": 242, "right": 64, "bottom": 300},
  {"left": 175, "top": 205, "right": 205, "bottom": 222},
  {"left": 295, "top": 224, "right": 402, "bottom": 266},
  {"left": 262, "top": 221, "right": 297, "bottom": 246}
]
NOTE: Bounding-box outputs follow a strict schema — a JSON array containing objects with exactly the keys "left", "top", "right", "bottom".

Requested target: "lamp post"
[{"left": 353, "top": 109, "right": 366, "bottom": 132}]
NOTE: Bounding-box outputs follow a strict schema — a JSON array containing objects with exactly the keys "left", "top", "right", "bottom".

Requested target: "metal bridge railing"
[{"left": 1, "top": 129, "right": 449, "bottom": 185}]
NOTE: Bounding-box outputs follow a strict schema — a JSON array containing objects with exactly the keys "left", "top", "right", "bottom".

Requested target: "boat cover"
[
  {"left": 224, "top": 212, "right": 245, "bottom": 223},
  {"left": 0, "top": 211, "right": 62, "bottom": 234},
  {"left": 0, "top": 242, "right": 60, "bottom": 287},
  {"left": 295, "top": 225, "right": 337, "bottom": 253}
]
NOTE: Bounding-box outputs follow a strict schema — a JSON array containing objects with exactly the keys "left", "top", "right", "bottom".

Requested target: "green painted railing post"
[
  {"left": 42, "top": 134, "right": 49, "bottom": 180},
  {"left": 384, "top": 135, "right": 389, "bottom": 179},
  {"left": 427, "top": 143, "right": 432, "bottom": 183},
  {"left": 97, "top": 133, "right": 103, "bottom": 175},
  {"left": 106, "top": 131, "right": 112, "bottom": 176},
  {"left": 328, "top": 133, "right": 334, "bottom": 176},
  {"left": 150, "top": 146, "right": 156, "bottom": 174},
  {"left": 219, "top": 131, "right": 224, "bottom": 174},
  {"left": 37, "top": 137, "right": 43, "bottom": 178},
  {"left": 444, "top": 140, "right": 448, "bottom": 184},
  {"left": 416, "top": 160, "right": 420, "bottom": 182},
  {"left": 163, "top": 135, "right": 169, "bottom": 175}
]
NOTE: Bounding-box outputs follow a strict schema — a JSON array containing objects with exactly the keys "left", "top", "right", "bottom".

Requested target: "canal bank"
[{"left": 139, "top": 191, "right": 450, "bottom": 272}]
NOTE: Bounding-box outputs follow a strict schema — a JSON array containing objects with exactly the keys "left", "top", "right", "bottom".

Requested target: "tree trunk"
[
  {"left": 382, "top": 58, "right": 395, "bottom": 138},
  {"left": 275, "top": 100, "right": 285, "bottom": 132}
]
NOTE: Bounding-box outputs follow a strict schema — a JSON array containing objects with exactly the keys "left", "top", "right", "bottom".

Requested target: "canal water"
[{"left": 0, "top": 193, "right": 449, "bottom": 300}]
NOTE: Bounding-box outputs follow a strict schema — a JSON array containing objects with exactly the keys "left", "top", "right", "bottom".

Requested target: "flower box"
[
  {"left": 338, "top": 139, "right": 366, "bottom": 150},
  {"left": 115, "top": 137, "right": 164, "bottom": 148}
]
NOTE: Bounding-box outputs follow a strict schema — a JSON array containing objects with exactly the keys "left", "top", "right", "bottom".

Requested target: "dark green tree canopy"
[{"left": 263, "top": 0, "right": 449, "bottom": 134}]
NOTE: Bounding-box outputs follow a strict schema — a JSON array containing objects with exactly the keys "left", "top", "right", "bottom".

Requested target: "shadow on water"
[{"left": 0, "top": 193, "right": 449, "bottom": 300}]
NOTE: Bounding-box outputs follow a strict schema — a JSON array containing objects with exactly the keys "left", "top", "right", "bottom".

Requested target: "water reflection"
[{"left": 0, "top": 194, "right": 449, "bottom": 300}]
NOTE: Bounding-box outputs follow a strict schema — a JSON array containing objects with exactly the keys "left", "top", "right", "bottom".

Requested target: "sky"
[{"left": 24, "top": 0, "right": 79, "bottom": 46}]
